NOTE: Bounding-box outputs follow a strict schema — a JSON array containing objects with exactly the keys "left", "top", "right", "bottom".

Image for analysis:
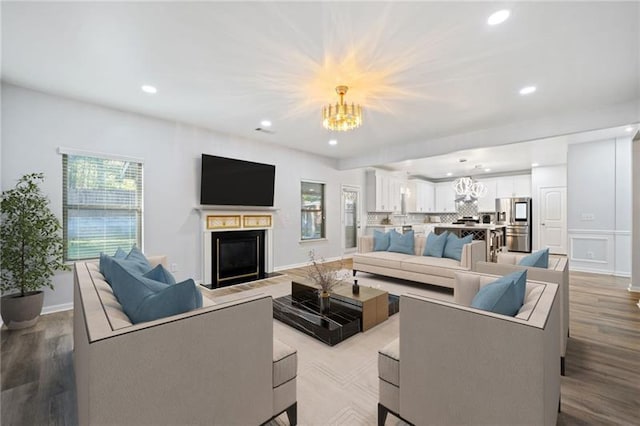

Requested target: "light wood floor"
[{"left": 2, "top": 264, "right": 639, "bottom": 425}]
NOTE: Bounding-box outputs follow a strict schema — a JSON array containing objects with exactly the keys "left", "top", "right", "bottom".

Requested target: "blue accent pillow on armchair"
[
  {"left": 423, "top": 231, "right": 448, "bottom": 257},
  {"left": 518, "top": 248, "right": 550, "bottom": 268},
  {"left": 443, "top": 233, "right": 473, "bottom": 261},
  {"left": 471, "top": 270, "right": 528, "bottom": 316},
  {"left": 388, "top": 230, "right": 415, "bottom": 255},
  {"left": 373, "top": 230, "right": 391, "bottom": 251}
]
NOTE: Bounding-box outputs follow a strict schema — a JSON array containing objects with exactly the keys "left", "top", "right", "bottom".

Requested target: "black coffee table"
[{"left": 273, "top": 281, "right": 400, "bottom": 346}]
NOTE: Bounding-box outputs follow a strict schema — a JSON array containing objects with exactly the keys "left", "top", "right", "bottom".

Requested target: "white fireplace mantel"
[{"left": 199, "top": 209, "right": 275, "bottom": 286}]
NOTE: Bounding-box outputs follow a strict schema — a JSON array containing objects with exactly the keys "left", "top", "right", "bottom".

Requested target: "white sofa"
[
  {"left": 353, "top": 235, "right": 486, "bottom": 289},
  {"left": 73, "top": 257, "right": 297, "bottom": 425},
  {"left": 475, "top": 252, "right": 570, "bottom": 374},
  {"left": 378, "top": 271, "right": 560, "bottom": 425}
]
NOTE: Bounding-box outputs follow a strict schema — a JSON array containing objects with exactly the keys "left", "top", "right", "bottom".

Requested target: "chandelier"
[
  {"left": 453, "top": 177, "right": 487, "bottom": 201},
  {"left": 322, "top": 85, "right": 363, "bottom": 131}
]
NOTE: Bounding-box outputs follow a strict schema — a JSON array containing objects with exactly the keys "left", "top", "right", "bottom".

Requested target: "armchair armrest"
[
  {"left": 358, "top": 236, "right": 374, "bottom": 253},
  {"left": 460, "top": 240, "right": 486, "bottom": 269}
]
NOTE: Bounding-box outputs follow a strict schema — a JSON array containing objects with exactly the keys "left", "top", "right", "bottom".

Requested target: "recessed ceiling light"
[
  {"left": 488, "top": 10, "right": 510, "bottom": 26},
  {"left": 260, "top": 120, "right": 272, "bottom": 127},
  {"left": 484, "top": 168, "right": 491, "bottom": 172},
  {"left": 532, "top": 163, "right": 540, "bottom": 167},
  {"left": 328, "top": 139, "right": 338, "bottom": 146},
  {"left": 141, "top": 85, "right": 157, "bottom": 94},
  {"left": 446, "top": 172, "right": 453, "bottom": 177},
  {"left": 519, "top": 86, "right": 537, "bottom": 95},
  {"left": 625, "top": 126, "right": 634, "bottom": 132}
]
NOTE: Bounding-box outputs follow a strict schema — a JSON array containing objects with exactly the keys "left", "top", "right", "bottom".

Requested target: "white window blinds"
[{"left": 62, "top": 154, "right": 143, "bottom": 261}]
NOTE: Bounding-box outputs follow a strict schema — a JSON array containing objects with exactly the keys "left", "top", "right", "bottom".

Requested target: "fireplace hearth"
[{"left": 202, "top": 229, "right": 266, "bottom": 289}]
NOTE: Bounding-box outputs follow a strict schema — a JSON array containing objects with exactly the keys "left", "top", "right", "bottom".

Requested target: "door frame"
[{"left": 341, "top": 184, "right": 362, "bottom": 255}]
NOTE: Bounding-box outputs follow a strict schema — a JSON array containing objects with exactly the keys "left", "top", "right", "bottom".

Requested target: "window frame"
[
  {"left": 60, "top": 148, "right": 144, "bottom": 261},
  {"left": 300, "top": 180, "right": 326, "bottom": 241}
]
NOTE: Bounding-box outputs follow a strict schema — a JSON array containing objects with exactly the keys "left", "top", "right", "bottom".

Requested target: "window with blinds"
[
  {"left": 301, "top": 181, "right": 325, "bottom": 240},
  {"left": 62, "top": 154, "right": 143, "bottom": 261}
]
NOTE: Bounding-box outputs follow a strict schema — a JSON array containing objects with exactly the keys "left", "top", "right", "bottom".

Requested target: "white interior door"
[
  {"left": 539, "top": 186, "right": 567, "bottom": 255},
  {"left": 342, "top": 185, "right": 361, "bottom": 254}
]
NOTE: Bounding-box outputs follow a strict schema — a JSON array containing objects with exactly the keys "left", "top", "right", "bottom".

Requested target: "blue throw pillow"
[
  {"left": 114, "top": 248, "right": 128, "bottom": 259},
  {"left": 443, "top": 233, "right": 473, "bottom": 261},
  {"left": 471, "top": 270, "right": 528, "bottom": 317},
  {"left": 109, "top": 261, "right": 202, "bottom": 324},
  {"left": 124, "top": 246, "right": 153, "bottom": 274},
  {"left": 423, "top": 231, "right": 448, "bottom": 257},
  {"left": 99, "top": 248, "right": 128, "bottom": 276},
  {"left": 388, "top": 230, "right": 415, "bottom": 255},
  {"left": 373, "top": 230, "right": 391, "bottom": 251},
  {"left": 519, "top": 248, "right": 549, "bottom": 268},
  {"left": 143, "top": 264, "right": 176, "bottom": 285},
  {"left": 131, "top": 279, "right": 203, "bottom": 324}
]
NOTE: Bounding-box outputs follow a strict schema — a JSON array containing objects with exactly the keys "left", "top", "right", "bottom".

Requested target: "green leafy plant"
[{"left": 1, "top": 173, "right": 68, "bottom": 297}]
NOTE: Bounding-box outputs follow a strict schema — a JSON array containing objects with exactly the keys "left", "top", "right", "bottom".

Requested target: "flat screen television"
[{"left": 200, "top": 154, "right": 275, "bottom": 206}]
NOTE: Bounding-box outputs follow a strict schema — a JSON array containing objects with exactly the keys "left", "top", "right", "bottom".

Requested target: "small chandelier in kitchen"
[
  {"left": 322, "top": 85, "right": 363, "bottom": 131},
  {"left": 453, "top": 177, "right": 487, "bottom": 201}
]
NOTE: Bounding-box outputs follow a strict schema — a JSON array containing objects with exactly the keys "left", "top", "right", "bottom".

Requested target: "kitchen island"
[{"left": 433, "top": 224, "right": 506, "bottom": 261}]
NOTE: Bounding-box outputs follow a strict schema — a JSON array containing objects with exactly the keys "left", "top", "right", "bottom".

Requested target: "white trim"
[
  {"left": 569, "top": 265, "right": 615, "bottom": 275},
  {"left": 568, "top": 228, "right": 630, "bottom": 236},
  {"left": 628, "top": 284, "right": 640, "bottom": 293},
  {"left": 57, "top": 146, "right": 145, "bottom": 164},
  {"left": 298, "top": 238, "right": 329, "bottom": 244},
  {"left": 42, "top": 302, "right": 73, "bottom": 315},
  {"left": 569, "top": 235, "right": 609, "bottom": 264}
]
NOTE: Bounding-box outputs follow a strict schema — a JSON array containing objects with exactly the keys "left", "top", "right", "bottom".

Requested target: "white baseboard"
[
  {"left": 628, "top": 284, "right": 640, "bottom": 293},
  {"left": 274, "top": 255, "right": 346, "bottom": 272},
  {"left": 42, "top": 302, "right": 73, "bottom": 315}
]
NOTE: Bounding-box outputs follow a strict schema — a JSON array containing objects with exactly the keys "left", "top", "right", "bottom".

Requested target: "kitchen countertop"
[{"left": 434, "top": 224, "right": 505, "bottom": 230}]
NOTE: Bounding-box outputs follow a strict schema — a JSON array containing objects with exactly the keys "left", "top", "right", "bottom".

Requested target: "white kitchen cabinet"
[
  {"left": 366, "top": 170, "right": 407, "bottom": 212},
  {"left": 435, "top": 182, "right": 457, "bottom": 213},
  {"left": 513, "top": 175, "right": 531, "bottom": 197},
  {"left": 409, "top": 180, "right": 435, "bottom": 213},
  {"left": 496, "top": 174, "right": 531, "bottom": 198},
  {"left": 476, "top": 178, "right": 497, "bottom": 212}
]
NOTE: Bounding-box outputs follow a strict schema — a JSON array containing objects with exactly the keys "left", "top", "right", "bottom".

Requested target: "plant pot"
[{"left": 1, "top": 291, "right": 44, "bottom": 330}]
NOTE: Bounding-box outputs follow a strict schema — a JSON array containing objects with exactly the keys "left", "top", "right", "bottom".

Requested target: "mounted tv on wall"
[{"left": 200, "top": 154, "right": 276, "bottom": 206}]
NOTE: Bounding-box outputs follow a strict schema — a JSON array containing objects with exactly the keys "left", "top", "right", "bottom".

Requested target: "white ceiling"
[
  {"left": 383, "top": 125, "right": 636, "bottom": 180},
  {"left": 2, "top": 2, "right": 639, "bottom": 166}
]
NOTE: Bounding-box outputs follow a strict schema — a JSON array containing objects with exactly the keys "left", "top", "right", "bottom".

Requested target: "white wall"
[
  {"left": 531, "top": 165, "right": 567, "bottom": 251},
  {"left": 1, "top": 84, "right": 366, "bottom": 310},
  {"left": 567, "top": 138, "right": 631, "bottom": 276}
]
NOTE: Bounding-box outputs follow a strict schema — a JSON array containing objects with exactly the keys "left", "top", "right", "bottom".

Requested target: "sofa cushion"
[
  {"left": 273, "top": 339, "right": 297, "bottom": 388},
  {"left": 378, "top": 338, "right": 399, "bottom": 387},
  {"left": 131, "top": 279, "right": 203, "bottom": 324},
  {"left": 401, "top": 256, "right": 467, "bottom": 278},
  {"left": 373, "top": 230, "right": 391, "bottom": 251},
  {"left": 443, "top": 233, "right": 473, "bottom": 261},
  {"left": 518, "top": 248, "right": 549, "bottom": 268},
  {"left": 423, "top": 231, "right": 448, "bottom": 257},
  {"left": 143, "top": 264, "right": 176, "bottom": 285},
  {"left": 109, "top": 261, "right": 203, "bottom": 324},
  {"left": 353, "top": 251, "right": 414, "bottom": 269},
  {"left": 471, "top": 270, "right": 527, "bottom": 316},
  {"left": 388, "top": 230, "right": 415, "bottom": 255}
]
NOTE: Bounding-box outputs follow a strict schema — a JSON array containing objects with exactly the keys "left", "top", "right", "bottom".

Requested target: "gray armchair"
[{"left": 378, "top": 271, "right": 560, "bottom": 425}]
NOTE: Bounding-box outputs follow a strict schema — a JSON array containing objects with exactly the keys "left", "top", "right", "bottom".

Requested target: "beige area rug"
[{"left": 202, "top": 272, "right": 453, "bottom": 426}]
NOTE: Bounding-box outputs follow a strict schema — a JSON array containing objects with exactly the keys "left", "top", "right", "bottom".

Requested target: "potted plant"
[
  {"left": 1, "top": 173, "right": 68, "bottom": 329},
  {"left": 305, "top": 250, "right": 347, "bottom": 313}
]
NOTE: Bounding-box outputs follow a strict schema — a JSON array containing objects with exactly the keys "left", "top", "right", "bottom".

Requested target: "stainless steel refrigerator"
[{"left": 495, "top": 197, "right": 532, "bottom": 252}]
